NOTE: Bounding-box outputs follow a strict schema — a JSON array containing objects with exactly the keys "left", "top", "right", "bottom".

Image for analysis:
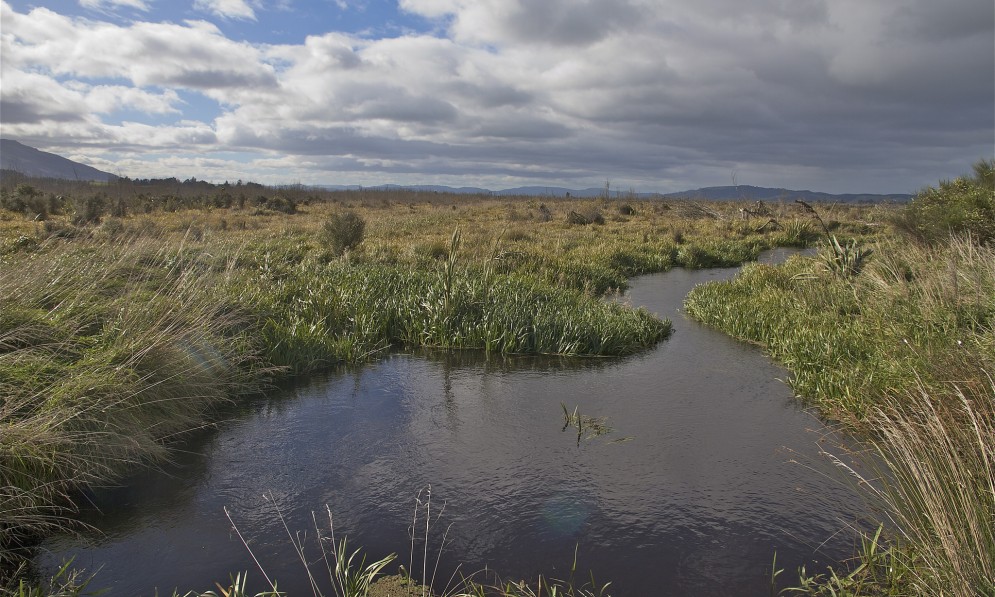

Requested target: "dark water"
[{"left": 39, "top": 249, "right": 868, "bottom": 596}]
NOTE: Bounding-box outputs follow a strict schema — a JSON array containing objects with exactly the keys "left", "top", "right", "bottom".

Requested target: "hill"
[
  {"left": 0, "top": 140, "right": 911, "bottom": 202},
  {"left": 325, "top": 183, "right": 910, "bottom": 202},
  {"left": 0, "top": 139, "right": 117, "bottom": 182},
  {"left": 662, "top": 185, "right": 912, "bottom": 203}
]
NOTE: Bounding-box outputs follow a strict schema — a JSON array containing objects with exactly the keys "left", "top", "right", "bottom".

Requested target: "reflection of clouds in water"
[{"left": 540, "top": 493, "right": 591, "bottom": 538}]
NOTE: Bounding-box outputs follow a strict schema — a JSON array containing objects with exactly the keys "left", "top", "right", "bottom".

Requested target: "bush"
[
  {"left": 898, "top": 159, "right": 995, "bottom": 245},
  {"left": 321, "top": 210, "right": 366, "bottom": 255},
  {"left": 265, "top": 194, "right": 297, "bottom": 214},
  {"left": 566, "top": 208, "right": 604, "bottom": 225},
  {"left": 71, "top": 194, "right": 107, "bottom": 225}
]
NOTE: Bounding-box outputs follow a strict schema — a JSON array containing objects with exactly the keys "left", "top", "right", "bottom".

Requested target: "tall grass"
[
  {"left": 1, "top": 235, "right": 259, "bottom": 569},
  {"left": 859, "top": 380, "right": 994, "bottom": 596}
]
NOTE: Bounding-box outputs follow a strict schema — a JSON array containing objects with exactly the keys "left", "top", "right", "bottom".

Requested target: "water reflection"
[{"left": 39, "top": 249, "right": 865, "bottom": 596}]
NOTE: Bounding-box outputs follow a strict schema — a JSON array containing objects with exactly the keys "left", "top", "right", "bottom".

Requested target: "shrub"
[
  {"left": 537, "top": 203, "right": 553, "bottom": 222},
  {"left": 321, "top": 210, "right": 366, "bottom": 256},
  {"left": 898, "top": 159, "right": 995, "bottom": 245},
  {"left": 70, "top": 194, "right": 107, "bottom": 225},
  {"left": 264, "top": 194, "right": 297, "bottom": 214},
  {"left": 566, "top": 208, "right": 604, "bottom": 225}
]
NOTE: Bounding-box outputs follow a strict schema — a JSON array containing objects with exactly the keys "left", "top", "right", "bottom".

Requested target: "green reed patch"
[{"left": 240, "top": 260, "right": 671, "bottom": 372}]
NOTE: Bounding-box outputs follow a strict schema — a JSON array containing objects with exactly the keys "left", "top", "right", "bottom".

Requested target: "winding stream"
[{"left": 39, "top": 248, "right": 867, "bottom": 596}]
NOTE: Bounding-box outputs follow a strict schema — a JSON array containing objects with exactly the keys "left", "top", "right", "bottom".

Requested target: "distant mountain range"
[
  {"left": 326, "top": 183, "right": 912, "bottom": 203},
  {"left": 1, "top": 139, "right": 117, "bottom": 182},
  {"left": 1, "top": 139, "right": 912, "bottom": 202},
  {"left": 661, "top": 184, "right": 912, "bottom": 203}
]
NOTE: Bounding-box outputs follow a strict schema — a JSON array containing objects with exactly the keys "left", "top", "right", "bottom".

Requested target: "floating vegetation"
[{"left": 560, "top": 403, "right": 630, "bottom": 446}]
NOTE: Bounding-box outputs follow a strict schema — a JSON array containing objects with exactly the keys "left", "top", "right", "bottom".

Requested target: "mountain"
[
  {"left": 318, "top": 183, "right": 597, "bottom": 196},
  {"left": 0, "top": 139, "right": 117, "bottom": 182},
  {"left": 662, "top": 185, "right": 912, "bottom": 203},
  {"left": 1, "top": 140, "right": 911, "bottom": 202},
  {"left": 323, "top": 183, "right": 910, "bottom": 202}
]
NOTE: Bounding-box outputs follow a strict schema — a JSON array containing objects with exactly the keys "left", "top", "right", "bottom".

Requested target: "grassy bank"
[
  {"left": 1, "top": 180, "right": 886, "bottom": 578},
  {"left": 685, "top": 161, "right": 994, "bottom": 595}
]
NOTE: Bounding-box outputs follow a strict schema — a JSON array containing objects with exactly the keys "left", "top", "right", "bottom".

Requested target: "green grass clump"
[
  {"left": 321, "top": 210, "right": 366, "bottom": 257},
  {"left": 241, "top": 235, "right": 670, "bottom": 371}
]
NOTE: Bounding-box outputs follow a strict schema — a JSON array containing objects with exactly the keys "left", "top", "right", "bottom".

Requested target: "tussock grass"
[
  {"left": 1, "top": 236, "right": 258, "bottom": 569},
  {"left": 862, "top": 380, "right": 994, "bottom": 596}
]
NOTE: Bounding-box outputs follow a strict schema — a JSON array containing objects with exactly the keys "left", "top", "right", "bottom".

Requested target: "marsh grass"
[
  {"left": 179, "top": 488, "right": 613, "bottom": 597},
  {"left": 1, "top": 235, "right": 260, "bottom": 568},
  {"left": 0, "top": 181, "right": 888, "bottom": 582},
  {"left": 685, "top": 235, "right": 994, "bottom": 419},
  {"left": 818, "top": 380, "right": 995, "bottom": 596}
]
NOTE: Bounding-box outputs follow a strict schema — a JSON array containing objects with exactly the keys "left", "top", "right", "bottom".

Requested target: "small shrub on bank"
[
  {"left": 321, "top": 210, "right": 366, "bottom": 256},
  {"left": 897, "top": 158, "right": 995, "bottom": 246}
]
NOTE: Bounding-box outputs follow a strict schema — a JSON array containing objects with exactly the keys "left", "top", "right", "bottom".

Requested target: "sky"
[{"left": 1, "top": 0, "right": 993, "bottom": 194}]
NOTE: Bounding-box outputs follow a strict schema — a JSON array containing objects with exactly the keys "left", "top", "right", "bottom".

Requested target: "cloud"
[
  {"left": 0, "top": 70, "right": 92, "bottom": 124},
  {"left": 79, "top": 0, "right": 149, "bottom": 11},
  {"left": 79, "top": 85, "right": 182, "bottom": 115},
  {"left": 2, "top": 0, "right": 992, "bottom": 193},
  {"left": 400, "top": 0, "right": 645, "bottom": 46},
  {"left": 193, "top": 0, "right": 257, "bottom": 21},
  {"left": 4, "top": 7, "right": 276, "bottom": 90}
]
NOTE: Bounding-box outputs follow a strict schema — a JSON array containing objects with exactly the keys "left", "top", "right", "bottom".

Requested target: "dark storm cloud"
[
  {"left": 488, "top": 0, "right": 644, "bottom": 46},
  {"left": 0, "top": 95, "right": 85, "bottom": 124}
]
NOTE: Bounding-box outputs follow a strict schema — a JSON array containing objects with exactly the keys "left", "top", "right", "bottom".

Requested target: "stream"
[{"left": 38, "top": 248, "right": 868, "bottom": 596}]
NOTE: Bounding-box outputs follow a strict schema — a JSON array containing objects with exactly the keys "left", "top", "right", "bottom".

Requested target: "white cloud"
[
  {"left": 193, "top": 0, "right": 257, "bottom": 21},
  {"left": 0, "top": 69, "right": 93, "bottom": 124},
  {"left": 79, "top": 0, "right": 149, "bottom": 11},
  {"left": 81, "top": 85, "right": 182, "bottom": 115},
  {"left": 3, "top": 7, "right": 275, "bottom": 90}
]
